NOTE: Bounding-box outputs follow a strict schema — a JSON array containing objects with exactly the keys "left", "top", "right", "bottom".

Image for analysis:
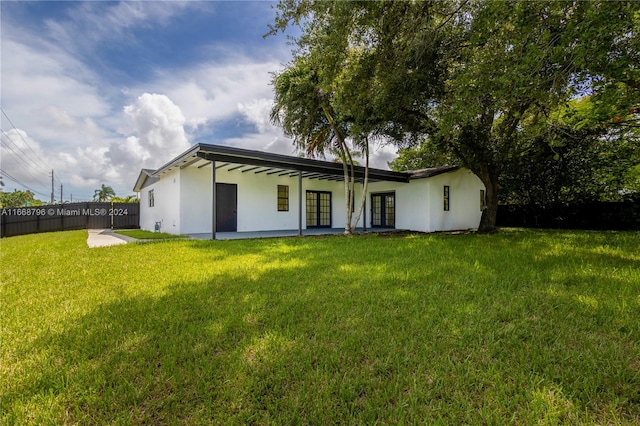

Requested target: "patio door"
[
  {"left": 216, "top": 183, "right": 237, "bottom": 232},
  {"left": 306, "top": 191, "right": 331, "bottom": 228},
  {"left": 371, "top": 192, "right": 395, "bottom": 228}
]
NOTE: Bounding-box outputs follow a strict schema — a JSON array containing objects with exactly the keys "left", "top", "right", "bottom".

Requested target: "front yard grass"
[{"left": 1, "top": 229, "right": 639, "bottom": 424}]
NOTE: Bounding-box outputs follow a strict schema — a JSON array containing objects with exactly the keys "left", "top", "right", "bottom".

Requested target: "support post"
[
  {"left": 363, "top": 197, "right": 367, "bottom": 232},
  {"left": 211, "top": 161, "right": 216, "bottom": 240},
  {"left": 298, "top": 171, "right": 302, "bottom": 236}
]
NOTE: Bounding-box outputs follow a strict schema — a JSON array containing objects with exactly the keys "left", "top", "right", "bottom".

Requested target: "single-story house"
[{"left": 133, "top": 143, "right": 485, "bottom": 238}]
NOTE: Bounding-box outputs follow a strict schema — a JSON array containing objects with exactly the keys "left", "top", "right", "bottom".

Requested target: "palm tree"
[
  {"left": 93, "top": 184, "right": 116, "bottom": 202},
  {"left": 271, "top": 58, "right": 371, "bottom": 235}
]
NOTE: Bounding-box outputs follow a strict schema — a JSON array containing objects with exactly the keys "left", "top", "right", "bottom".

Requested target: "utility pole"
[
  {"left": 50, "top": 169, "right": 54, "bottom": 204},
  {"left": 60, "top": 183, "right": 63, "bottom": 204}
]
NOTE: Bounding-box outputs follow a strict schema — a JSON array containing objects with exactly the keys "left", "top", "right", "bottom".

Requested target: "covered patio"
[{"left": 136, "top": 143, "right": 410, "bottom": 239}]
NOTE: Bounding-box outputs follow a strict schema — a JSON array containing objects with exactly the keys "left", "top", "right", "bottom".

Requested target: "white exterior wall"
[
  {"left": 424, "top": 168, "right": 484, "bottom": 232},
  {"left": 139, "top": 168, "right": 181, "bottom": 234},
  {"left": 180, "top": 166, "right": 212, "bottom": 234},
  {"left": 137, "top": 163, "right": 483, "bottom": 235},
  {"left": 365, "top": 181, "right": 416, "bottom": 230},
  {"left": 366, "top": 168, "right": 484, "bottom": 232},
  {"left": 159, "top": 163, "right": 367, "bottom": 234}
]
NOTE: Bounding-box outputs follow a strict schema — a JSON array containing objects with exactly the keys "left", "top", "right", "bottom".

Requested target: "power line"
[
  {"left": 0, "top": 168, "right": 51, "bottom": 199},
  {"left": 0, "top": 107, "right": 52, "bottom": 172},
  {"left": 0, "top": 135, "right": 52, "bottom": 188},
  {"left": 0, "top": 109, "right": 101, "bottom": 203},
  {"left": 0, "top": 129, "right": 64, "bottom": 200},
  {"left": 0, "top": 129, "right": 52, "bottom": 176}
]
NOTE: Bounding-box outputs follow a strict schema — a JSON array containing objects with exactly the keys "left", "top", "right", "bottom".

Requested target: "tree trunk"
[
  {"left": 351, "top": 140, "right": 370, "bottom": 231},
  {"left": 477, "top": 169, "right": 500, "bottom": 233},
  {"left": 322, "top": 105, "right": 353, "bottom": 235}
]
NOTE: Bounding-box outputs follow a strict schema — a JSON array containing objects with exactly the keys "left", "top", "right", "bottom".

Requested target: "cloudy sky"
[{"left": 0, "top": 0, "right": 398, "bottom": 202}]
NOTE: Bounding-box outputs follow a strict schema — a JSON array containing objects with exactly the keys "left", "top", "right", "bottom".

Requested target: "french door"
[
  {"left": 306, "top": 191, "right": 331, "bottom": 228},
  {"left": 371, "top": 192, "right": 395, "bottom": 228}
]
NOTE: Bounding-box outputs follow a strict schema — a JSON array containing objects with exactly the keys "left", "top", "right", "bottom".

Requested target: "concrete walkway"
[{"left": 87, "top": 229, "right": 137, "bottom": 248}]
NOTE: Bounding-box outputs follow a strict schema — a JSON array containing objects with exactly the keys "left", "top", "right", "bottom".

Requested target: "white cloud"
[
  {"left": 1, "top": 38, "right": 111, "bottom": 145},
  {"left": 105, "top": 93, "right": 191, "bottom": 190},
  {"left": 0, "top": 129, "right": 52, "bottom": 195},
  {"left": 238, "top": 98, "right": 274, "bottom": 133},
  {"left": 0, "top": 31, "right": 119, "bottom": 199},
  {"left": 369, "top": 143, "right": 398, "bottom": 170},
  {"left": 229, "top": 98, "right": 297, "bottom": 155},
  {"left": 158, "top": 59, "right": 285, "bottom": 128},
  {"left": 122, "top": 93, "right": 190, "bottom": 159}
]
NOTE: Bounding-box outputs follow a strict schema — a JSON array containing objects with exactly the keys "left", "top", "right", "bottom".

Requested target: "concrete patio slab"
[
  {"left": 87, "top": 227, "right": 398, "bottom": 246},
  {"left": 87, "top": 229, "right": 137, "bottom": 248},
  {"left": 188, "top": 227, "right": 395, "bottom": 240}
]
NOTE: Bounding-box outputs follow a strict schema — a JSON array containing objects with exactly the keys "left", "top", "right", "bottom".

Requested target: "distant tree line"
[
  {"left": 0, "top": 190, "right": 44, "bottom": 208},
  {"left": 0, "top": 184, "right": 138, "bottom": 208}
]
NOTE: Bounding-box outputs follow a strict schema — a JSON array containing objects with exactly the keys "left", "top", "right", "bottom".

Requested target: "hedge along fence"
[
  {"left": 497, "top": 201, "right": 640, "bottom": 230},
  {"left": 0, "top": 202, "right": 140, "bottom": 237}
]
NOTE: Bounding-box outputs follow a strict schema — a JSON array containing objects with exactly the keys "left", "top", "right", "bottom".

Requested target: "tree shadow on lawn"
[{"left": 8, "top": 232, "right": 640, "bottom": 424}]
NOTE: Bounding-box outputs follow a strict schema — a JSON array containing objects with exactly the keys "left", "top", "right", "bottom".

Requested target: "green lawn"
[
  {"left": 114, "top": 229, "right": 189, "bottom": 240},
  {"left": 1, "top": 229, "right": 639, "bottom": 424}
]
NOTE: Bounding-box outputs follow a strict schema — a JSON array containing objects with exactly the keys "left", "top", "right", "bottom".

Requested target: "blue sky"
[{"left": 0, "top": 1, "right": 397, "bottom": 201}]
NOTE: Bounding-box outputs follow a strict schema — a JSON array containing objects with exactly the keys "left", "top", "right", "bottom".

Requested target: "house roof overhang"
[
  {"left": 132, "top": 168, "right": 157, "bottom": 192},
  {"left": 406, "top": 165, "right": 460, "bottom": 180},
  {"left": 133, "top": 144, "right": 467, "bottom": 192},
  {"left": 146, "top": 143, "right": 411, "bottom": 184}
]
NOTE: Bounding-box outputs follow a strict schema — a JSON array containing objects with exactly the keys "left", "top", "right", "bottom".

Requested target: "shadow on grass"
[{"left": 6, "top": 230, "right": 640, "bottom": 424}]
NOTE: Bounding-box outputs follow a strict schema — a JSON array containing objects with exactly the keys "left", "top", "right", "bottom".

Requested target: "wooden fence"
[
  {"left": 497, "top": 201, "right": 640, "bottom": 230},
  {"left": 1, "top": 202, "right": 139, "bottom": 237}
]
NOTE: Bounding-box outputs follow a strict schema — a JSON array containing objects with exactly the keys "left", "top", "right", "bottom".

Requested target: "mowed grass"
[
  {"left": 1, "top": 229, "right": 639, "bottom": 425},
  {"left": 114, "top": 230, "right": 189, "bottom": 240}
]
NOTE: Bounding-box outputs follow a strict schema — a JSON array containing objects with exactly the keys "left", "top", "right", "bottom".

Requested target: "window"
[
  {"left": 443, "top": 185, "right": 450, "bottom": 211},
  {"left": 277, "top": 185, "right": 289, "bottom": 211},
  {"left": 148, "top": 189, "right": 155, "bottom": 208},
  {"left": 480, "top": 189, "right": 486, "bottom": 211}
]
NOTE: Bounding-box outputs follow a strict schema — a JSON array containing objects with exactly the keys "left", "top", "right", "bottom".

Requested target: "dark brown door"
[{"left": 216, "top": 183, "right": 237, "bottom": 232}]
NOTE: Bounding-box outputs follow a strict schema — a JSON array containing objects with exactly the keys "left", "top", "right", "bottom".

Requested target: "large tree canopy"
[{"left": 270, "top": 0, "right": 639, "bottom": 232}]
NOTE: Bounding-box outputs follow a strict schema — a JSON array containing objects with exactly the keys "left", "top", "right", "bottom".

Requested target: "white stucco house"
[{"left": 133, "top": 143, "right": 485, "bottom": 238}]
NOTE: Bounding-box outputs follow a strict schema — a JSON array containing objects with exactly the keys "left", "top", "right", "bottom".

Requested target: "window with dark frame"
[
  {"left": 480, "top": 189, "right": 486, "bottom": 211},
  {"left": 148, "top": 189, "right": 155, "bottom": 208},
  {"left": 277, "top": 185, "right": 289, "bottom": 211},
  {"left": 443, "top": 185, "right": 450, "bottom": 211}
]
